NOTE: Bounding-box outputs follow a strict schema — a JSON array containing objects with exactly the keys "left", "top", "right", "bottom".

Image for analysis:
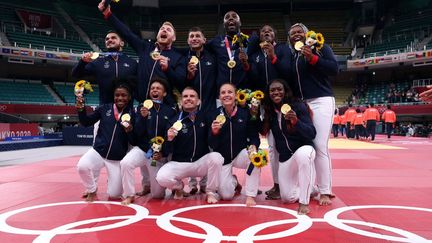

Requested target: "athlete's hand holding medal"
[
  {"left": 121, "top": 113, "right": 133, "bottom": 132},
  {"left": 211, "top": 112, "right": 226, "bottom": 135},
  {"left": 281, "top": 104, "right": 298, "bottom": 125},
  {"left": 150, "top": 45, "right": 170, "bottom": 71},
  {"left": 260, "top": 41, "right": 275, "bottom": 59},
  {"left": 294, "top": 30, "right": 324, "bottom": 62},
  {"left": 187, "top": 56, "right": 199, "bottom": 80},
  {"left": 140, "top": 99, "right": 153, "bottom": 118},
  {"left": 167, "top": 111, "right": 187, "bottom": 141}
]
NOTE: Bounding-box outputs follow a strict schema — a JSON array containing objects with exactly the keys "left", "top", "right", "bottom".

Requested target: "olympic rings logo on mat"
[{"left": 0, "top": 202, "right": 430, "bottom": 243}]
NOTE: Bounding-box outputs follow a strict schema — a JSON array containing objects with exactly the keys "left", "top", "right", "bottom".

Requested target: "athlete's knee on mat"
[{"left": 155, "top": 173, "right": 170, "bottom": 188}]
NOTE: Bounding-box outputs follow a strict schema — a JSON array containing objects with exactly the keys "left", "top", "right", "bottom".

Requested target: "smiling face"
[
  {"left": 187, "top": 30, "right": 206, "bottom": 51},
  {"left": 149, "top": 81, "right": 166, "bottom": 101},
  {"left": 181, "top": 88, "right": 200, "bottom": 112},
  {"left": 157, "top": 23, "right": 176, "bottom": 46},
  {"left": 223, "top": 11, "right": 241, "bottom": 35},
  {"left": 268, "top": 81, "right": 285, "bottom": 105},
  {"left": 114, "top": 87, "right": 131, "bottom": 110},
  {"left": 260, "top": 25, "right": 275, "bottom": 43},
  {"left": 219, "top": 83, "right": 236, "bottom": 108},
  {"left": 289, "top": 25, "right": 306, "bottom": 46},
  {"left": 105, "top": 32, "right": 124, "bottom": 51}
]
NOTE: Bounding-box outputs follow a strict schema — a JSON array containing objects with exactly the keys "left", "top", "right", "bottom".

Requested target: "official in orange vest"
[
  {"left": 344, "top": 104, "right": 356, "bottom": 138},
  {"left": 332, "top": 109, "right": 341, "bottom": 138},
  {"left": 339, "top": 113, "right": 347, "bottom": 136},
  {"left": 382, "top": 104, "right": 397, "bottom": 139},
  {"left": 363, "top": 103, "right": 380, "bottom": 141},
  {"left": 350, "top": 108, "right": 364, "bottom": 140}
]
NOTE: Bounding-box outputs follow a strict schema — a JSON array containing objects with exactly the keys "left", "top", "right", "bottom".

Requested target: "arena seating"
[
  {"left": 289, "top": 10, "right": 351, "bottom": 56},
  {"left": 57, "top": 0, "right": 137, "bottom": 57},
  {"left": 332, "top": 84, "right": 353, "bottom": 105},
  {"left": 356, "top": 80, "right": 412, "bottom": 105},
  {"left": 53, "top": 82, "right": 100, "bottom": 106},
  {"left": 0, "top": 0, "right": 91, "bottom": 53},
  {"left": 0, "top": 79, "right": 57, "bottom": 104},
  {"left": 363, "top": 7, "right": 432, "bottom": 57}
]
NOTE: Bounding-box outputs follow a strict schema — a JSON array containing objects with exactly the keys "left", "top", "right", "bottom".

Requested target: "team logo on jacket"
[
  {"left": 104, "top": 61, "right": 110, "bottom": 69},
  {"left": 206, "top": 61, "right": 212, "bottom": 66},
  {"left": 106, "top": 109, "right": 112, "bottom": 117},
  {"left": 238, "top": 118, "right": 244, "bottom": 123},
  {"left": 200, "top": 122, "right": 205, "bottom": 127},
  {"left": 124, "top": 63, "right": 130, "bottom": 67},
  {"left": 255, "top": 56, "right": 260, "bottom": 63}
]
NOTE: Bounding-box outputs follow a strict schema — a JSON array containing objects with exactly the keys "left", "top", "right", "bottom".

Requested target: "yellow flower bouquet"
[
  {"left": 305, "top": 30, "right": 325, "bottom": 51},
  {"left": 148, "top": 136, "right": 165, "bottom": 166},
  {"left": 246, "top": 149, "right": 269, "bottom": 175},
  {"left": 74, "top": 80, "right": 93, "bottom": 97}
]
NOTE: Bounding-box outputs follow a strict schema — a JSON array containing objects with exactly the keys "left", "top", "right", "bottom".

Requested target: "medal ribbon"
[
  {"left": 113, "top": 104, "right": 122, "bottom": 121},
  {"left": 224, "top": 37, "right": 235, "bottom": 62}
]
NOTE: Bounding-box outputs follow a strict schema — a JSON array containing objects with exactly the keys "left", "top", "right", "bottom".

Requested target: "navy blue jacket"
[
  {"left": 71, "top": 54, "right": 137, "bottom": 105},
  {"left": 208, "top": 106, "right": 260, "bottom": 165},
  {"left": 184, "top": 49, "right": 218, "bottom": 113},
  {"left": 248, "top": 43, "right": 290, "bottom": 91},
  {"left": 269, "top": 102, "right": 316, "bottom": 162},
  {"left": 207, "top": 35, "right": 258, "bottom": 90},
  {"left": 163, "top": 111, "right": 210, "bottom": 162},
  {"left": 78, "top": 103, "right": 135, "bottom": 160},
  {"left": 134, "top": 103, "right": 177, "bottom": 152},
  {"left": 107, "top": 14, "right": 186, "bottom": 104},
  {"left": 288, "top": 44, "right": 338, "bottom": 100}
]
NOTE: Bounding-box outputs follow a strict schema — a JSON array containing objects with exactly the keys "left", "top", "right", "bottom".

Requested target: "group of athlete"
[{"left": 72, "top": 0, "right": 341, "bottom": 215}]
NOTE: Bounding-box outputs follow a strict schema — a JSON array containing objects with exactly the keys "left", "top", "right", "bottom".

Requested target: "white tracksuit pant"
[
  {"left": 267, "top": 130, "right": 279, "bottom": 185},
  {"left": 306, "top": 96, "right": 334, "bottom": 195},
  {"left": 279, "top": 145, "right": 316, "bottom": 205},
  {"left": 219, "top": 149, "right": 261, "bottom": 199},
  {"left": 77, "top": 148, "right": 122, "bottom": 198},
  {"left": 156, "top": 152, "right": 224, "bottom": 193},
  {"left": 120, "top": 146, "right": 165, "bottom": 199}
]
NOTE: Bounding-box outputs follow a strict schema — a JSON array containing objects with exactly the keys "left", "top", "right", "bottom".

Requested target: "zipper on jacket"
[
  {"left": 278, "top": 112, "right": 293, "bottom": 153},
  {"left": 264, "top": 51, "right": 269, "bottom": 84},
  {"left": 230, "top": 120, "right": 233, "bottom": 159},
  {"left": 155, "top": 109, "right": 159, "bottom": 137},
  {"left": 295, "top": 55, "right": 304, "bottom": 100},
  {"left": 115, "top": 60, "right": 119, "bottom": 78},
  {"left": 191, "top": 123, "right": 196, "bottom": 162},
  {"left": 198, "top": 61, "right": 202, "bottom": 110},
  {"left": 105, "top": 122, "right": 118, "bottom": 159}
]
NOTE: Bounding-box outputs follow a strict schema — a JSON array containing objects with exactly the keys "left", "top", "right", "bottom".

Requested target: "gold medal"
[
  {"left": 150, "top": 51, "right": 160, "bottom": 60},
  {"left": 90, "top": 52, "right": 100, "bottom": 60},
  {"left": 143, "top": 99, "right": 153, "bottom": 109},
  {"left": 281, "top": 104, "right": 292, "bottom": 115},
  {"left": 294, "top": 41, "right": 304, "bottom": 51},
  {"left": 227, "top": 60, "right": 236, "bottom": 69},
  {"left": 172, "top": 121, "right": 183, "bottom": 131},
  {"left": 216, "top": 114, "right": 226, "bottom": 125},
  {"left": 121, "top": 113, "right": 131, "bottom": 122},
  {"left": 189, "top": 56, "right": 199, "bottom": 65},
  {"left": 259, "top": 41, "right": 268, "bottom": 48}
]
